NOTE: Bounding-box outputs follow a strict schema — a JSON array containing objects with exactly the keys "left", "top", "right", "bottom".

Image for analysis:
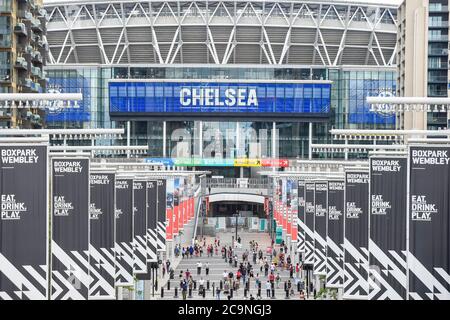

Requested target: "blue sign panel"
[
  {"left": 46, "top": 76, "right": 91, "bottom": 122},
  {"left": 109, "top": 81, "right": 331, "bottom": 118},
  {"left": 348, "top": 79, "right": 396, "bottom": 125}
]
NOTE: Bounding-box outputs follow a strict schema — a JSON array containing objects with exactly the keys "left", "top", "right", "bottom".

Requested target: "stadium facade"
[{"left": 43, "top": 0, "right": 399, "bottom": 178}]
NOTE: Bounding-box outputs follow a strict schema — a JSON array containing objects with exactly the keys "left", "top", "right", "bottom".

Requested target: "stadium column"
[
  {"left": 127, "top": 121, "right": 131, "bottom": 159},
  {"left": 163, "top": 121, "right": 167, "bottom": 157},
  {"left": 309, "top": 123, "right": 313, "bottom": 160}
]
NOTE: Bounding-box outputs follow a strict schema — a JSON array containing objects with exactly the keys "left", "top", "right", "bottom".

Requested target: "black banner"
[
  {"left": 51, "top": 158, "right": 90, "bottom": 300},
  {"left": 147, "top": 181, "right": 158, "bottom": 263},
  {"left": 133, "top": 181, "right": 147, "bottom": 275},
  {"left": 314, "top": 182, "right": 328, "bottom": 276},
  {"left": 408, "top": 146, "right": 450, "bottom": 300},
  {"left": 157, "top": 180, "right": 166, "bottom": 252},
  {"left": 0, "top": 145, "right": 48, "bottom": 300},
  {"left": 89, "top": 172, "right": 116, "bottom": 299},
  {"left": 136, "top": 180, "right": 158, "bottom": 281},
  {"left": 369, "top": 157, "right": 407, "bottom": 300},
  {"left": 297, "top": 181, "right": 305, "bottom": 253},
  {"left": 326, "top": 180, "right": 345, "bottom": 289},
  {"left": 115, "top": 178, "right": 134, "bottom": 287},
  {"left": 304, "top": 183, "right": 315, "bottom": 265},
  {"left": 344, "top": 171, "right": 369, "bottom": 300}
]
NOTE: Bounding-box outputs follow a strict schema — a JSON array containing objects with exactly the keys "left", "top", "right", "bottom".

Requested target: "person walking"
[
  {"left": 276, "top": 273, "right": 281, "bottom": 288},
  {"left": 216, "top": 287, "right": 221, "bottom": 300},
  {"left": 265, "top": 281, "right": 271, "bottom": 298},
  {"left": 205, "top": 262, "right": 210, "bottom": 276},
  {"left": 182, "top": 280, "right": 188, "bottom": 300},
  {"left": 197, "top": 261, "right": 202, "bottom": 275}
]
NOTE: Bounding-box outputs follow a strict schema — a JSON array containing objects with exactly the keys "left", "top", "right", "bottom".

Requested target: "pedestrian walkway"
[{"left": 157, "top": 231, "right": 307, "bottom": 300}]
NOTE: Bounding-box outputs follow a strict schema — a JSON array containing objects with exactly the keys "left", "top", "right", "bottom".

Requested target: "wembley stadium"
[{"left": 42, "top": 0, "right": 400, "bottom": 178}]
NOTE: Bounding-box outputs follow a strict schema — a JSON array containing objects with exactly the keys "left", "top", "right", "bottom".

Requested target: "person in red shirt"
[{"left": 269, "top": 272, "right": 275, "bottom": 285}]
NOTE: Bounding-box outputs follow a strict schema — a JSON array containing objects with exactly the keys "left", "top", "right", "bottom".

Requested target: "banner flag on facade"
[
  {"left": 287, "top": 179, "right": 293, "bottom": 237},
  {"left": 408, "top": 146, "right": 450, "bottom": 300},
  {"left": 51, "top": 158, "right": 90, "bottom": 300},
  {"left": 89, "top": 172, "right": 116, "bottom": 300},
  {"left": 0, "top": 145, "right": 48, "bottom": 300},
  {"left": 326, "top": 180, "right": 345, "bottom": 289},
  {"left": 291, "top": 180, "right": 298, "bottom": 242},
  {"left": 303, "top": 183, "right": 316, "bottom": 265},
  {"left": 314, "top": 182, "right": 328, "bottom": 276},
  {"left": 156, "top": 180, "right": 167, "bottom": 251},
  {"left": 282, "top": 179, "right": 287, "bottom": 231},
  {"left": 166, "top": 179, "right": 174, "bottom": 241},
  {"left": 297, "top": 180, "right": 306, "bottom": 253},
  {"left": 368, "top": 156, "right": 408, "bottom": 300},
  {"left": 133, "top": 181, "right": 147, "bottom": 274},
  {"left": 344, "top": 171, "right": 370, "bottom": 300},
  {"left": 146, "top": 181, "right": 158, "bottom": 263},
  {"left": 115, "top": 178, "right": 134, "bottom": 287},
  {"left": 173, "top": 178, "right": 180, "bottom": 236}
]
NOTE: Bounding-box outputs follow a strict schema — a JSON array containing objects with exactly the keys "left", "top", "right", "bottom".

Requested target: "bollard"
[
  {"left": 230, "top": 288, "right": 233, "bottom": 298},
  {"left": 272, "top": 288, "right": 275, "bottom": 299},
  {"left": 194, "top": 281, "right": 197, "bottom": 290},
  {"left": 188, "top": 288, "right": 192, "bottom": 298},
  {"left": 244, "top": 289, "right": 248, "bottom": 298},
  {"left": 257, "top": 288, "right": 261, "bottom": 298},
  {"left": 220, "top": 280, "right": 223, "bottom": 290},
  {"left": 207, "top": 280, "right": 210, "bottom": 291},
  {"left": 212, "top": 283, "right": 215, "bottom": 297},
  {"left": 174, "top": 287, "right": 178, "bottom": 298},
  {"left": 203, "top": 288, "right": 206, "bottom": 298},
  {"left": 161, "top": 288, "right": 164, "bottom": 298},
  {"left": 167, "top": 280, "right": 170, "bottom": 291},
  {"left": 285, "top": 289, "right": 289, "bottom": 299}
]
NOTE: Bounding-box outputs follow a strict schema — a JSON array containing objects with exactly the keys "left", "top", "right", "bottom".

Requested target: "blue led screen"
[
  {"left": 109, "top": 81, "right": 331, "bottom": 116},
  {"left": 46, "top": 76, "right": 91, "bottom": 122},
  {"left": 348, "top": 79, "right": 396, "bottom": 125}
]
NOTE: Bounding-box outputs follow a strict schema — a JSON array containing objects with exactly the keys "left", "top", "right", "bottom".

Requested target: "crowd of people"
[{"left": 169, "top": 236, "right": 307, "bottom": 300}]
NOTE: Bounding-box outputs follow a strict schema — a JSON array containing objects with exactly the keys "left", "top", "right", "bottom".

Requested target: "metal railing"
[{"left": 206, "top": 178, "right": 269, "bottom": 190}]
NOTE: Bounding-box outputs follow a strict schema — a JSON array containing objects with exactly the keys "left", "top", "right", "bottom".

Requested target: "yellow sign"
[{"left": 233, "top": 159, "right": 262, "bottom": 167}]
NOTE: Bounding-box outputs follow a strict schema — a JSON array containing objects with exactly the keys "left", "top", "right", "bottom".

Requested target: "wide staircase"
[{"left": 160, "top": 231, "right": 303, "bottom": 300}]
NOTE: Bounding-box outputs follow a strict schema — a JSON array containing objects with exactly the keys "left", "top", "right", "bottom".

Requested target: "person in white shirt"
[
  {"left": 197, "top": 261, "right": 202, "bottom": 275},
  {"left": 198, "top": 278, "right": 205, "bottom": 295},
  {"left": 265, "top": 281, "right": 272, "bottom": 298}
]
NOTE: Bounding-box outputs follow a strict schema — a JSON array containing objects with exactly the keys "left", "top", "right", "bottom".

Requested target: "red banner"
[
  {"left": 287, "top": 206, "right": 292, "bottom": 237},
  {"left": 173, "top": 205, "right": 179, "bottom": 236},
  {"left": 166, "top": 208, "right": 173, "bottom": 241}
]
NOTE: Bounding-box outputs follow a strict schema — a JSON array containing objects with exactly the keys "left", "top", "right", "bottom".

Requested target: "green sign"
[{"left": 276, "top": 226, "right": 283, "bottom": 245}]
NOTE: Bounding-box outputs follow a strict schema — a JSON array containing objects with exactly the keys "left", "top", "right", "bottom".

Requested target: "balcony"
[
  {"left": 14, "top": 23, "right": 27, "bottom": 36},
  {"left": 18, "top": 10, "right": 33, "bottom": 20},
  {"left": 31, "top": 18, "right": 42, "bottom": 32},
  {"left": 429, "top": 35, "right": 449, "bottom": 42},
  {"left": 31, "top": 66, "right": 42, "bottom": 78},
  {"left": 14, "top": 57, "right": 28, "bottom": 70},
  {"left": 18, "top": 78, "right": 32, "bottom": 88},
  {"left": 31, "top": 51, "right": 43, "bottom": 64},
  {"left": 428, "top": 48, "right": 448, "bottom": 56}
]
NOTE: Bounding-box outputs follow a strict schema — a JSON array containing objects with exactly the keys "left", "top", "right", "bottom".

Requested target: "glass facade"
[
  {"left": 427, "top": 0, "right": 449, "bottom": 129},
  {"left": 46, "top": 65, "right": 396, "bottom": 174}
]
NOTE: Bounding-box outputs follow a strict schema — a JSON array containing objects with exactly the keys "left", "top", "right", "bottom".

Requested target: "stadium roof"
[{"left": 44, "top": 0, "right": 402, "bottom": 8}]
